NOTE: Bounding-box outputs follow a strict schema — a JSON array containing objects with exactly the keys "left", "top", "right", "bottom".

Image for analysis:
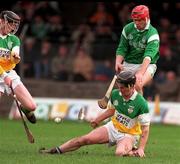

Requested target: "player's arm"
[
  {"left": 136, "top": 124, "right": 150, "bottom": 157},
  {"left": 135, "top": 102, "right": 151, "bottom": 157},
  {"left": 91, "top": 105, "right": 115, "bottom": 128},
  {"left": 10, "top": 46, "right": 21, "bottom": 64},
  {"left": 115, "top": 28, "right": 129, "bottom": 72},
  {"left": 115, "top": 55, "right": 124, "bottom": 73},
  {"left": 136, "top": 57, "right": 151, "bottom": 75}
]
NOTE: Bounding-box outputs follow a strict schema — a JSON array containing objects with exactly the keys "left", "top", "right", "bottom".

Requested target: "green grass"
[{"left": 0, "top": 118, "right": 180, "bottom": 164}]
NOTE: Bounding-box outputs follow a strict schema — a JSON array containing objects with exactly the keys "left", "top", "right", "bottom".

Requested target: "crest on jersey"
[
  {"left": 127, "top": 34, "right": 133, "bottom": 40},
  {"left": 8, "top": 41, "right": 13, "bottom": 49},
  {"left": 142, "top": 36, "right": 146, "bottom": 43},
  {"left": 113, "top": 100, "right": 118, "bottom": 106},
  {"left": 128, "top": 105, "right": 134, "bottom": 114}
]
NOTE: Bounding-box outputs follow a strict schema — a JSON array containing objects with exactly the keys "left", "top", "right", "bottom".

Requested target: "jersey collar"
[
  {"left": 119, "top": 90, "right": 138, "bottom": 101},
  {"left": 130, "top": 90, "right": 138, "bottom": 100},
  {"left": 0, "top": 34, "right": 8, "bottom": 39}
]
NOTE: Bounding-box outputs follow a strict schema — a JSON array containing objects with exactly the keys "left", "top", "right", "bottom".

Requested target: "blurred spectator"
[
  {"left": 173, "top": 3, "right": 180, "bottom": 24},
  {"left": 70, "top": 22, "right": 95, "bottom": 55},
  {"left": 158, "top": 17, "right": 175, "bottom": 34},
  {"left": 156, "top": 71, "right": 180, "bottom": 101},
  {"left": 72, "top": 48, "right": 94, "bottom": 82},
  {"left": 143, "top": 80, "right": 157, "bottom": 101},
  {"left": 18, "top": 2, "right": 36, "bottom": 23},
  {"left": 159, "top": 31, "right": 171, "bottom": 57},
  {"left": 46, "top": 14, "right": 70, "bottom": 43},
  {"left": 94, "top": 60, "right": 114, "bottom": 81},
  {"left": 35, "top": 1, "right": 61, "bottom": 18},
  {"left": 158, "top": 47, "right": 178, "bottom": 73},
  {"left": 23, "top": 37, "right": 36, "bottom": 77},
  {"left": 88, "top": 2, "right": 114, "bottom": 27},
  {"left": 51, "top": 44, "right": 72, "bottom": 81},
  {"left": 29, "top": 15, "right": 49, "bottom": 40},
  {"left": 154, "top": 70, "right": 166, "bottom": 84},
  {"left": 34, "top": 40, "right": 53, "bottom": 79},
  {"left": 117, "top": 5, "right": 131, "bottom": 26},
  {"left": 91, "top": 23, "right": 117, "bottom": 60},
  {"left": 171, "top": 29, "right": 180, "bottom": 76}
]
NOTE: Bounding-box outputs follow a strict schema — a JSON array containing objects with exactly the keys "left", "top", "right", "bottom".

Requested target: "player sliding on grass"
[
  {"left": 115, "top": 5, "right": 160, "bottom": 94},
  {"left": 0, "top": 10, "right": 36, "bottom": 123},
  {"left": 39, "top": 71, "right": 150, "bottom": 158}
]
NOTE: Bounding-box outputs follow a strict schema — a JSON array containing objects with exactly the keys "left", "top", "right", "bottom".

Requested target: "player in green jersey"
[
  {"left": 0, "top": 10, "right": 36, "bottom": 123},
  {"left": 115, "top": 5, "right": 160, "bottom": 94},
  {"left": 39, "top": 71, "right": 150, "bottom": 158}
]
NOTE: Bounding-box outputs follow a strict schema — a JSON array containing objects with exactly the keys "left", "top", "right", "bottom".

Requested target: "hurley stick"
[
  {"left": 10, "top": 85, "right": 35, "bottom": 143},
  {"left": 98, "top": 75, "right": 117, "bottom": 109}
]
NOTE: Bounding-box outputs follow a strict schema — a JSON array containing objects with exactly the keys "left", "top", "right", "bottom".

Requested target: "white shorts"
[
  {"left": 123, "top": 62, "right": 157, "bottom": 77},
  {"left": 0, "top": 70, "right": 23, "bottom": 95},
  {"left": 104, "top": 121, "right": 140, "bottom": 147}
]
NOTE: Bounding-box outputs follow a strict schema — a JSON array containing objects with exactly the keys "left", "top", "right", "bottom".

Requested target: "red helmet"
[{"left": 131, "top": 5, "right": 149, "bottom": 20}]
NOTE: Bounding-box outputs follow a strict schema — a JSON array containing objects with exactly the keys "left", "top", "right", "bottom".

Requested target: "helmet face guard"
[
  {"left": 1, "top": 11, "right": 20, "bottom": 35},
  {"left": 116, "top": 71, "right": 136, "bottom": 88},
  {"left": 131, "top": 5, "right": 149, "bottom": 21}
]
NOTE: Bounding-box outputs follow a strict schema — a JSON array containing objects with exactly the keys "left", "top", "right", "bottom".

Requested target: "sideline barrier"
[{"left": 9, "top": 97, "right": 180, "bottom": 125}]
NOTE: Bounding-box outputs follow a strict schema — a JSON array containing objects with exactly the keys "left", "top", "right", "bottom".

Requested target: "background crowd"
[{"left": 1, "top": 1, "right": 180, "bottom": 101}]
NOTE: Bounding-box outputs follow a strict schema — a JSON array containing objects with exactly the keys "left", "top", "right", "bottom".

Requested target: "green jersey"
[
  {"left": 0, "top": 34, "right": 20, "bottom": 74},
  {"left": 116, "top": 21, "right": 160, "bottom": 64},
  {"left": 109, "top": 89, "right": 150, "bottom": 135}
]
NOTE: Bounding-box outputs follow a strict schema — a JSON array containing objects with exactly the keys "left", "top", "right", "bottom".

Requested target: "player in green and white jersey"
[
  {"left": 39, "top": 71, "right": 150, "bottom": 158},
  {"left": 115, "top": 5, "right": 160, "bottom": 94},
  {"left": 0, "top": 10, "right": 36, "bottom": 123}
]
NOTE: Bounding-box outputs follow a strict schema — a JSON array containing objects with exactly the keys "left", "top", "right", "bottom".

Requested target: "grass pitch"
[{"left": 0, "top": 118, "right": 180, "bottom": 164}]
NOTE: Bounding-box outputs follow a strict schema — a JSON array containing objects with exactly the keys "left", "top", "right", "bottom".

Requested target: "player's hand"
[
  {"left": 115, "top": 63, "right": 123, "bottom": 73},
  {"left": 11, "top": 52, "right": 21, "bottom": 64},
  {"left": 115, "top": 55, "right": 124, "bottom": 73},
  {"left": 90, "top": 119, "right": 99, "bottom": 129},
  {"left": 135, "top": 72, "right": 143, "bottom": 90},
  {"left": 4, "top": 76, "right": 12, "bottom": 87},
  {"left": 133, "top": 148, "right": 145, "bottom": 158}
]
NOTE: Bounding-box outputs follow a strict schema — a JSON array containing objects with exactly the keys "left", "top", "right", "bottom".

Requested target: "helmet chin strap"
[{"left": 145, "top": 18, "right": 148, "bottom": 24}]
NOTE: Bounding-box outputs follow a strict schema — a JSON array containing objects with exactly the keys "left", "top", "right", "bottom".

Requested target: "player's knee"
[
  {"left": 28, "top": 102, "right": 37, "bottom": 111},
  {"left": 71, "top": 136, "right": 91, "bottom": 147},
  {"left": 81, "top": 136, "right": 94, "bottom": 145},
  {"left": 115, "top": 149, "right": 125, "bottom": 156}
]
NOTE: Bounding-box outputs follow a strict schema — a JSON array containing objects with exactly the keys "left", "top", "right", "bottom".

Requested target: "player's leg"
[
  {"left": 14, "top": 84, "right": 36, "bottom": 110},
  {"left": 39, "top": 126, "right": 109, "bottom": 154},
  {"left": 141, "top": 64, "right": 157, "bottom": 92},
  {"left": 7, "top": 70, "right": 37, "bottom": 123},
  {"left": 135, "top": 71, "right": 152, "bottom": 94},
  {"left": 142, "top": 64, "right": 157, "bottom": 86},
  {"left": 13, "top": 83, "right": 37, "bottom": 123},
  {"left": 135, "top": 64, "right": 157, "bottom": 94},
  {"left": 115, "top": 135, "right": 135, "bottom": 156}
]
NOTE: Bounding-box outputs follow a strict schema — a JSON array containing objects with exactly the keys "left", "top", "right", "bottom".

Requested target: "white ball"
[{"left": 54, "top": 117, "right": 62, "bottom": 123}]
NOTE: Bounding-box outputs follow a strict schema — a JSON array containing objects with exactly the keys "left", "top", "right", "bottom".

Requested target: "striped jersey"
[
  {"left": 0, "top": 34, "right": 20, "bottom": 74},
  {"left": 116, "top": 21, "right": 160, "bottom": 64},
  {"left": 109, "top": 89, "right": 150, "bottom": 135}
]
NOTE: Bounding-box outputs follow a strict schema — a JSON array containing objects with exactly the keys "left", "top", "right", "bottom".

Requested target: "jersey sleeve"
[
  {"left": 11, "top": 35, "right": 20, "bottom": 49},
  {"left": 116, "top": 28, "right": 129, "bottom": 57},
  {"left": 144, "top": 30, "right": 160, "bottom": 62},
  {"left": 109, "top": 89, "right": 118, "bottom": 108},
  {"left": 138, "top": 99, "right": 151, "bottom": 125}
]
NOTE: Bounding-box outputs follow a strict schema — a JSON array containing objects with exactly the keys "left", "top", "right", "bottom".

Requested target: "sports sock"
[{"left": 56, "top": 147, "right": 63, "bottom": 154}]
